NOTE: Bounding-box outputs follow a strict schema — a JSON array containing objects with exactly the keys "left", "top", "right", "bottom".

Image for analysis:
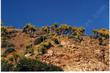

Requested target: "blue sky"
[{"left": 2, "top": 0, "right": 109, "bottom": 34}]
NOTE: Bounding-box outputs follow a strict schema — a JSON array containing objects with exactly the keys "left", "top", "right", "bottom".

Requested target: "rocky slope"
[{"left": 1, "top": 26, "right": 109, "bottom": 71}]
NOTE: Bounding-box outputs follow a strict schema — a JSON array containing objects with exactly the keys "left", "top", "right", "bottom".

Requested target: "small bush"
[
  {"left": 16, "top": 57, "right": 35, "bottom": 71},
  {"left": 9, "top": 57, "right": 14, "bottom": 61},
  {"left": 38, "top": 46, "right": 46, "bottom": 55},
  {"left": 1, "top": 40, "right": 14, "bottom": 48},
  {"left": 1, "top": 59, "right": 14, "bottom": 71},
  {"left": 25, "top": 45, "right": 34, "bottom": 54},
  {"left": 1, "top": 56, "right": 63, "bottom": 71},
  {"left": 42, "top": 42, "right": 52, "bottom": 48},
  {"left": 52, "top": 38, "right": 59, "bottom": 44},
  {"left": 34, "top": 36, "right": 47, "bottom": 45},
  {"left": 2, "top": 47, "right": 15, "bottom": 57},
  {"left": 15, "top": 57, "right": 63, "bottom": 71},
  {"left": 34, "top": 36, "right": 43, "bottom": 45},
  {"left": 38, "top": 42, "right": 52, "bottom": 55}
]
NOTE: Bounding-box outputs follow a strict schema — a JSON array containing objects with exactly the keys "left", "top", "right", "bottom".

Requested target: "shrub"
[
  {"left": 1, "top": 26, "right": 7, "bottom": 36},
  {"left": 59, "top": 24, "right": 70, "bottom": 35},
  {"left": 1, "top": 40, "right": 14, "bottom": 48},
  {"left": 2, "top": 47, "right": 15, "bottom": 57},
  {"left": 23, "top": 23, "right": 37, "bottom": 34},
  {"left": 25, "top": 45, "right": 34, "bottom": 54},
  {"left": 1, "top": 57, "right": 63, "bottom": 71},
  {"left": 52, "top": 38, "right": 59, "bottom": 44},
  {"left": 9, "top": 57, "right": 14, "bottom": 61},
  {"left": 16, "top": 57, "right": 36, "bottom": 71},
  {"left": 42, "top": 26, "right": 50, "bottom": 33},
  {"left": 72, "top": 26, "right": 85, "bottom": 36},
  {"left": 43, "top": 42, "right": 52, "bottom": 48},
  {"left": 16, "top": 57, "right": 63, "bottom": 71},
  {"left": 38, "top": 46, "right": 46, "bottom": 55},
  {"left": 93, "top": 28, "right": 109, "bottom": 39},
  {"left": 38, "top": 42, "right": 52, "bottom": 55},
  {"left": 1, "top": 59, "right": 14, "bottom": 71},
  {"left": 34, "top": 36, "right": 46, "bottom": 45}
]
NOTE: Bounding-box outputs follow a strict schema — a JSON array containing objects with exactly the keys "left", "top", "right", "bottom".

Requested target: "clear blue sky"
[{"left": 2, "top": 0, "right": 109, "bottom": 34}]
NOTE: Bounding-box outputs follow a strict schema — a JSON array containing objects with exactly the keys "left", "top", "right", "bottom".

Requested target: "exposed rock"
[
  {"left": 25, "top": 53, "right": 31, "bottom": 57},
  {"left": 47, "top": 50, "right": 53, "bottom": 56}
]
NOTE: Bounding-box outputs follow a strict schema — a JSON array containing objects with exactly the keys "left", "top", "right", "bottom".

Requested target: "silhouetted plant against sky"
[{"left": 23, "top": 23, "right": 37, "bottom": 34}]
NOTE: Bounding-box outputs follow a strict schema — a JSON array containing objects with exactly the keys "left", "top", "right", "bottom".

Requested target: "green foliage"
[
  {"left": 1, "top": 26, "right": 7, "bottom": 36},
  {"left": 2, "top": 47, "right": 15, "bottom": 57},
  {"left": 34, "top": 35, "right": 48, "bottom": 45},
  {"left": 15, "top": 57, "right": 63, "bottom": 71},
  {"left": 72, "top": 26, "right": 85, "bottom": 36},
  {"left": 93, "top": 29, "right": 98, "bottom": 34},
  {"left": 38, "top": 46, "right": 47, "bottom": 55},
  {"left": 42, "top": 42, "right": 52, "bottom": 48},
  {"left": 9, "top": 57, "right": 14, "bottom": 61},
  {"left": 1, "top": 59, "right": 14, "bottom": 71},
  {"left": 23, "top": 23, "right": 37, "bottom": 34},
  {"left": 1, "top": 40, "right": 14, "bottom": 48},
  {"left": 25, "top": 45, "right": 34, "bottom": 54},
  {"left": 51, "top": 23, "right": 58, "bottom": 28},
  {"left": 1, "top": 57, "right": 63, "bottom": 71},
  {"left": 1, "top": 26, "right": 16, "bottom": 48},
  {"left": 52, "top": 38, "right": 59, "bottom": 44},
  {"left": 42, "top": 26, "right": 50, "bottom": 33},
  {"left": 60, "top": 24, "right": 70, "bottom": 30},
  {"left": 16, "top": 57, "right": 35, "bottom": 71},
  {"left": 34, "top": 36, "right": 43, "bottom": 45},
  {"left": 59, "top": 24, "right": 70, "bottom": 33},
  {"left": 50, "top": 23, "right": 58, "bottom": 33},
  {"left": 38, "top": 42, "right": 52, "bottom": 55},
  {"left": 93, "top": 28, "right": 109, "bottom": 39}
]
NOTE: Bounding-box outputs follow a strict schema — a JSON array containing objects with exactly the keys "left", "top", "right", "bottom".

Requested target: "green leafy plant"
[
  {"left": 93, "top": 28, "right": 109, "bottom": 39},
  {"left": 52, "top": 38, "right": 59, "bottom": 44},
  {"left": 25, "top": 45, "right": 34, "bottom": 54},
  {"left": 1, "top": 40, "right": 15, "bottom": 48},
  {"left": 34, "top": 35, "right": 47, "bottom": 45},
  {"left": 42, "top": 26, "right": 50, "bottom": 33},
  {"left": 16, "top": 57, "right": 63, "bottom": 71},
  {"left": 2, "top": 47, "right": 15, "bottom": 57},
  {"left": 38, "top": 42, "right": 52, "bottom": 55},
  {"left": 23, "top": 23, "right": 37, "bottom": 34},
  {"left": 1, "top": 59, "right": 14, "bottom": 71},
  {"left": 38, "top": 46, "right": 47, "bottom": 55}
]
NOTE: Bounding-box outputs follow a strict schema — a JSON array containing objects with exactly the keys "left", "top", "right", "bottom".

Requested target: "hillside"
[{"left": 1, "top": 24, "right": 109, "bottom": 71}]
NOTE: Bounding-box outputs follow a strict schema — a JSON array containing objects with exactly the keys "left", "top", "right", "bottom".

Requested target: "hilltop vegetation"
[{"left": 1, "top": 23, "right": 109, "bottom": 71}]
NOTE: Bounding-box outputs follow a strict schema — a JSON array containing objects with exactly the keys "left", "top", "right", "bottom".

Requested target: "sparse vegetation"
[
  {"left": 42, "top": 26, "right": 50, "bottom": 33},
  {"left": 51, "top": 38, "right": 60, "bottom": 44},
  {"left": 16, "top": 57, "right": 63, "bottom": 71},
  {"left": 1, "top": 57, "right": 63, "bottom": 71},
  {"left": 38, "top": 42, "right": 52, "bottom": 55},
  {"left": 1, "top": 59, "right": 14, "bottom": 71},
  {"left": 93, "top": 28, "right": 109, "bottom": 39},
  {"left": 34, "top": 35, "right": 47, "bottom": 45},
  {"left": 1, "top": 40, "right": 15, "bottom": 48},
  {"left": 59, "top": 24, "right": 71, "bottom": 35},
  {"left": 25, "top": 44, "right": 34, "bottom": 54},
  {"left": 23, "top": 23, "right": 37, "bottom": 35}
]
